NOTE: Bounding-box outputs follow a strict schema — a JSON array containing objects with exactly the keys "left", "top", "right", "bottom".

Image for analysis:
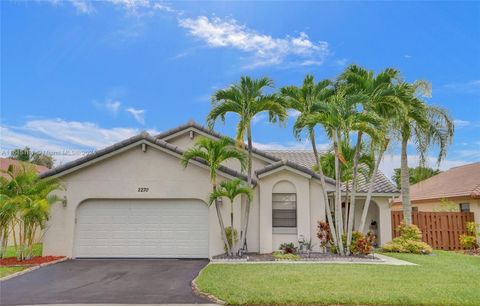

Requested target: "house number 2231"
[{"left": 137, "top": 187, "right": 149, "bottom": 192}]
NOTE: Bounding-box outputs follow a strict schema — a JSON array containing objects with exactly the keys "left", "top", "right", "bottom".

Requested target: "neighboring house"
[
  {"left": 0, "top": 157, "right": 49, "bottom": 178},
  {"left": 392, "top": 163, "right": 480, "bottom": 225},
  {"left": 1, "top": 158, "right": 49, "bottom": 245},
  {"left": 40, "top": 121, "right": 398, "bottom": 259}
]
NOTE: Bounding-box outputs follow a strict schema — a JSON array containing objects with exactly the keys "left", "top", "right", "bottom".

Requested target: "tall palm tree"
[
  {"left": 280, "top": 75, "right": 340, "bottom": 248},
  {"left": 395, "top": 81, "right": 454, "bottom": 224},
  {"left": 207, "top": 76, "right": 287, "bottom": 254},
  {"left": 209, "top": 179, "right": 253, "bottom": 253},
  {"left": 297, "top": 84, "right": 382, "bottom": 255},
  {"left": 181, "top": 137, "right": 247, "bottom": 256},
  {"left": 339, "top": 64, "right": 401, "bottom": 246}
]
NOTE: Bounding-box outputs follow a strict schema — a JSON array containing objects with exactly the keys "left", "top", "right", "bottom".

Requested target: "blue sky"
[{"left": 1, "top": 0, "right": 479, "bottom": 178}]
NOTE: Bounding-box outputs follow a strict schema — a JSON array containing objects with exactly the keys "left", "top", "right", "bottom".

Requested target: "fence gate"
[{"left": 391, "top": 211, "right": 475, "bottom": 250}]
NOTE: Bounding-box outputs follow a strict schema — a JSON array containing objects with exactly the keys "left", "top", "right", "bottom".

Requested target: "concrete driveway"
[{"left": 0, "top": 259, "right": 212, "bottom": 305}]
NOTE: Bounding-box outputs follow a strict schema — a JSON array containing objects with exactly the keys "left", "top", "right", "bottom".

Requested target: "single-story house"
[
  {"left": 40, "top": 121, "right": 399, "bottom": 259},
  {"left": 392, "top": 163, "right": 480, "bottom": 225}
]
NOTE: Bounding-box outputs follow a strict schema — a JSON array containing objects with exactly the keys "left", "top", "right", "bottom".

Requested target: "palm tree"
[
  {"left": 394, "top": 81, "right": 454, "bottom": 224},
  {"left": 0, "top": 162, "right": 63, "bottom": 260},
  {"left": 339, "top": 64, "right": 401, "bottom": 247},
  {"left": 207, "top": 76, "right": 287, "bottom": 254},
  {"left": 209, "top": 179, "right": 253, "bottom": 253},
  {"left": 280, "top": 75, "right": 341, "bottom": 248},
  {"left": 318, "top": 140, "right": 374, "bottom": 232},
  {"left": 297, "top": 83, "right": 382, "bottom": 255},
  {"left": 181, "top": 137, "right": 247, "bottom": 256}
]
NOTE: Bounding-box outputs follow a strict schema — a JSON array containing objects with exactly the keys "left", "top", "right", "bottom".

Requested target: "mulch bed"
[
  {"left": 213, "top": 252, "right": 381, "bottom": 262},
  {"left": 0, "top": 256, "right": 64, "bottom": 267}
]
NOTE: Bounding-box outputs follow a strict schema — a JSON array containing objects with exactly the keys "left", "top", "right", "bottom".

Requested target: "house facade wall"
[
  {"left": 257, "top": 169, "right": 327, "bottom": 253},
  {"left": 42, "top": 143, "right": 246, "bottom": 258}
]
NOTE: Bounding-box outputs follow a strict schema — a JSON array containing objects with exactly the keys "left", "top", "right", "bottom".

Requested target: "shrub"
[
  {"left": 395, "top": 222, "right": 422, "bottom": 240},
  {"left": 273, "top": 251, "right": 300, "bottom": 261},
  {"left": 350, "top": 231, "right": 376, "bottom": 255},
  {"left": 317, "top": 221, "right": 332, "bottom": 249},
  {"left": 459, "top": 235, "right": 478, "bottom": 250},
  {"left": 459, "top": 222, "right": 479, "bottom": 250},
  {"left": 382, "top": 221, "right": 432, "bottom": 254},
  {"left": 279, "top": 242, "right": 297, "bottom": 254},
  {"left": 223, "top": 226, "right": 238, "bottom": 252}
]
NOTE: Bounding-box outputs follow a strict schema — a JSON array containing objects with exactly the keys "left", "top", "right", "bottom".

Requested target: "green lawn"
[
  {"left": 0, "top": 266, "right": 27, "bottom": 278},
  {"left": 0, "top": 243, "right": 43, "bottom": 278},
  {"left": 196, "top": 251, "right": 480, "bottom": 305}
]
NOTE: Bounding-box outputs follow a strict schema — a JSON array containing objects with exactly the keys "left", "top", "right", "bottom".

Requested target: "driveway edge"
[
  {"left": 191, "top": 264, "right": 224, "bottom": 305},
  {"left": 0, "top": 257, "right": 68, "bottom": 281}
]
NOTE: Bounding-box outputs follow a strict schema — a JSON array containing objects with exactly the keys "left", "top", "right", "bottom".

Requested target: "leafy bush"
[
  {"left": 459, "top": 222, "right": 479, "bottom": 250},
  {"left": 459, "top": 235, "right": 478, "bottom": 250},
  {"left": 273, "top": 251, "right": 300, "bottom": 261},
  {"left": 317, "top": 221, "right": 332, "bottom": 249},
  {"left": 223, "top": 226, "right": 238, "bottom": 252},
  {"left": 382, "top": 221, "right": 432, "bottom": 254},
  {"left": 382, "top": 239, "right": 433, "bottom": 254},
  {"left": 395, "top": 222, "right": 422, "bottom": 240},
  {"left": 329, "top": 231, "right": 375, "bottom": 255},
  {"left": 298, "top": 235, "right": 314, "bottom": 254},
  {"left": 279, "top": 242, "right": 297, "bottom": 254},
  {"left": 350, "top": 231, "right": 376, "bottom": 255}
]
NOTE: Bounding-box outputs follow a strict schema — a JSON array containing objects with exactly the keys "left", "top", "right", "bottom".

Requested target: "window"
[
  {"left": 459, "top": 203, "right": 470, "bottom": 212},
  {"left": 412, "top": 207, "right": 419, "bottom": 212},
  {"left": 272, "top": 193, "right": 297, "bottom": 234}
]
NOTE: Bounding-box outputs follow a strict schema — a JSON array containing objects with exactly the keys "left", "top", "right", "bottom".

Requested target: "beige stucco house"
[
  {"left": 41, "top": 121, "right": 398, "bottom": 259},
  {"left": 392, "top": 163, "right": 480, "bottom": 225}
]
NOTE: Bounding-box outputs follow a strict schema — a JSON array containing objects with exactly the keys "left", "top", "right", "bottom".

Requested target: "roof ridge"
[{"left": 40, "top": 131, "right": 255, "bottom": 184}]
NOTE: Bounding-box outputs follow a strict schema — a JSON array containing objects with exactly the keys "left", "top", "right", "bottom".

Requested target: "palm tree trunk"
[
  {"left": 214, "top": 185, "right": 232, "bottom": 256},
  {"left": 346, "top": 132, "right": 362, "bottom": 252},
  {"left": 333, "top": 130, "right": 345, "bottom": 255},
  {"left": 310, "top": 130, "right": 339, "bottom": 249},
  {"left": 400, "top": 136, "right": 412, "bottom": 225},
  {"left": 358, "top": 142, "right": 387, "bottom": 232},
  {"left": 343, "top": 187, "right": 349, "bottom": 233},
  {"left": 230, "top": 201, "right": 234, "bottom": 253},
  {"left": 238, "top": 125, "right": 253, "bottom": 254}
]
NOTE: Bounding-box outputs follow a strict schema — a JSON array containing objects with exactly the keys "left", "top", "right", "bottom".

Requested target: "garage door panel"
[{"left": 74, "top": 199, "right": 209, "bottom": 258}]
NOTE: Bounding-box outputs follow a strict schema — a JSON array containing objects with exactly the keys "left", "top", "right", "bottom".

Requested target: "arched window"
[{"left": 272, "top": 181, "right": 297, "bottom": 234}]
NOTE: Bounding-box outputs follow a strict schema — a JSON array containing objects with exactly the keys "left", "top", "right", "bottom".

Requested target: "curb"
[
  {"left": 0, "top": 257, "right": 68, "bottom": 281},
  {"left": 191, "top": 264, "right": 224, "bottom": 305}
]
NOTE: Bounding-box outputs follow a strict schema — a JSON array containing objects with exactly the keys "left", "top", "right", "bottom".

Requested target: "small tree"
[
  {"left": 182, "top": 137, "right": 247, "bottom": 256},
  {"left": 10, "top": 147, "right": 54, "bottom": 169},
  {"left": 392, "top": 166, "right": 441, "bottom": 189},
  {"left": 209, "top": 179, "right": 252, "bottom": 254}
]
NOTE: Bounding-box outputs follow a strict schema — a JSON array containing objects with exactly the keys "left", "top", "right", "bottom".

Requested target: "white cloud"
[
  {"left": 380, "top": 154, "right": 470, "bottom": 180},
  {"left": 453, "top": 119, "right": 480, "bottom": 128},
  {"left": 70, "top": 0, "right": 95, "bottom": 14},
  {"left": 454, "top": 119, "right": 470, "bottom": 127},
  {"left": 253, "top": 140, "right": 330, "bottom": 151},
  {"left": 288, "top": 109, "right": 301, "bottom": 117},
  {"left": 126, "top": 107, "right": 145, "bottom": 124},
  {"left": 178, "top": 16, "right": 330, "bottom": 68},
  {"left": 443, "top": 80, "right": 480, "bottom": 94},
  {"left": 1, "top": 119, "right": 159, "bottom": 165},
  {"left": 403, "top": 54, "right": 413, "bottom": 59},
  {"left": 94, "top": 100, "right": 122, "bottom": 115}
]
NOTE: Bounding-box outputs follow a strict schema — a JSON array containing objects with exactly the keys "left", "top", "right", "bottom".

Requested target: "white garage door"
[{"left": 74, "top": 199, "right": 209, "bottom": 258}]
